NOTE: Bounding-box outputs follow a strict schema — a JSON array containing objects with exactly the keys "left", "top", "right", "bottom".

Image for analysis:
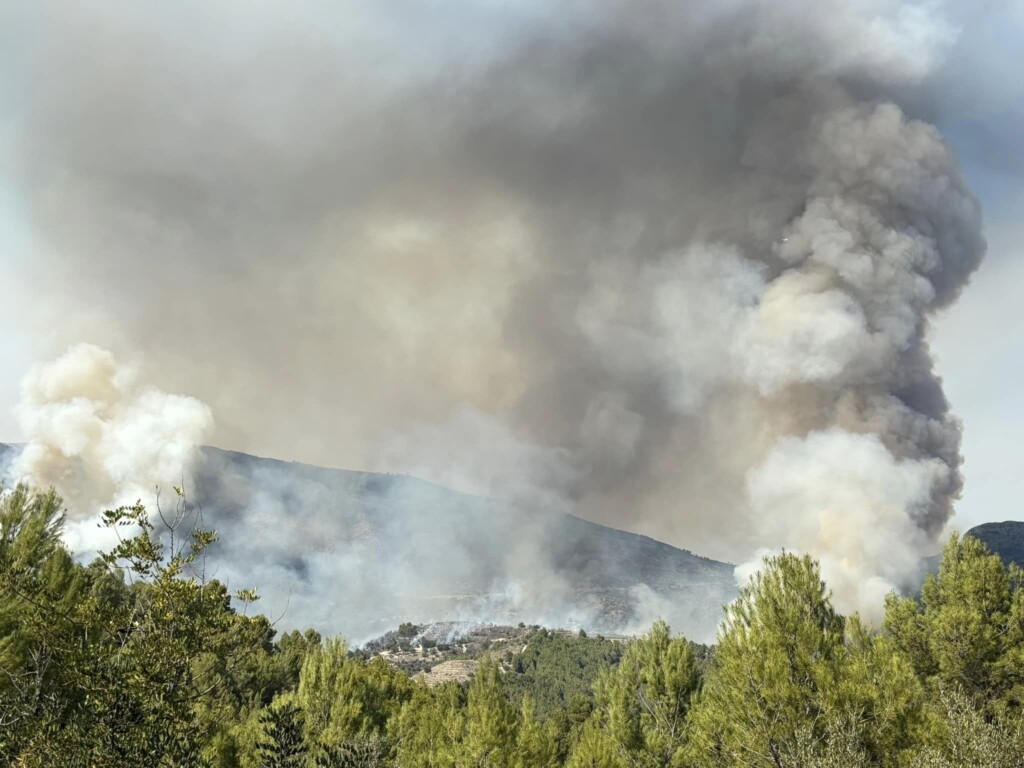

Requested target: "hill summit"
[{"left": 964, "top": 521, "right": 1024, "bottom": 570}]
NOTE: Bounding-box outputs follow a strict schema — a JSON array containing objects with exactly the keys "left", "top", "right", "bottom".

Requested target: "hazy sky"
[
  {"left": 0, "top": 0, "right": 1020, "bottom": 538},
  {"left": 925, "top": 1, "right": 1024, "bottom": 532}
]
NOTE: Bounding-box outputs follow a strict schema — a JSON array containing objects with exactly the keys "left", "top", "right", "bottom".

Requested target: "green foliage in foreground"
[
  {"left": 502, "top": 628, "right": 624, "bottom": 718},
  {"left": 2, "top": 483, "right": 1024, "bottom": 766}
]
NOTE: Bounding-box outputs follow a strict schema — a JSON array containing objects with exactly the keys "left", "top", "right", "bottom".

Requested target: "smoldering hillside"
[
  {"left": 5, "top": 0, "right": 986, "bottom": 625},
  {"left": 191, "top": 447, "right": 736, "bottom": 643},
  {"left": 0, "top": 441, "right": 736, "bottom": 643}
]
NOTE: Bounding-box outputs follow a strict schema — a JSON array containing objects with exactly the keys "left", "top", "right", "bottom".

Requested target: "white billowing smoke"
[
  {"left": 6, "top": 0, "right": 986, "bottom": 629},
  {"left": 745, "top": 430, "right": 947, "bottom": 618},
  {"left": 10, "top": 344, "right": 213, "bottom": 551},
  {"left": 733, "top": 105, "right": 978, "bottom": 613}
]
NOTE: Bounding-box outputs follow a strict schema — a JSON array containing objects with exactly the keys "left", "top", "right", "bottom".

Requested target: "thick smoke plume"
[
  {"left": 9, "top": 343, "right": 213, "bottom": 551},
  {"left": 6, "top": 0, "right": 984, "bottom": 626}
]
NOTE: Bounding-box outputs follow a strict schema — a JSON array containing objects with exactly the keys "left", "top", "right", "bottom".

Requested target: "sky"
[
  {"left": 0, "top": 0, "right": 1020, "bottom": 540},
  {"left": 925, "top": 1, "right": 1024, "bottom": 531}
]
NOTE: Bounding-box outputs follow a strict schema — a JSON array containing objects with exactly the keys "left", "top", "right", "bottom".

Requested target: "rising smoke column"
[
  {"left": 736, "top": 102, "right": 981, "bottom": 611},
  {"left": 582, "top": 100, "right": 984, "bottom": 614},
  {"left": 9, "top": 344, "right": 213, "bottom": 551},
  {"left": 5, "top": 0, "right": 985, "bottom": 622}
]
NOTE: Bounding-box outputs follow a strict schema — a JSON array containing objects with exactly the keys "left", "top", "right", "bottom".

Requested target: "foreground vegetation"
[{"left": 1, "top": 485, "right": 1023, "bottom": 766}]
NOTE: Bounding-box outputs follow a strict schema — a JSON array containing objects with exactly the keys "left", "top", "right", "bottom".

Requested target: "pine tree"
[
  {"left": 686, "top": 552, "right": 921, "bottom": 767},
  {"left": 513, "top": 696, "right": 558, "bottom": 768},
  {"left": 565, "top": 717, "right": 624, "bottom": 768},
  {"left": 393, "top": 682, "right": 465, "bottom": 768},
  {"left": 257, "top": 700, "right": 308, "bottom": 768},
  {"left": 315, "top": 736, "right": 389, "bottom": 767},
  {"left": 837, "top": 617, "right": 925, "bottom": 759},
  {"left": 296, "top": 637, "right": 412, "bottom": 755},
  {"left": 459, "top": 657, "right": 518, "bottom": 768},
  {"left": 885, "top": 533, "right": 1024, "bottom": 719},
  {"left": 571, "top": 619, "right": 697, "bottom": 767}
]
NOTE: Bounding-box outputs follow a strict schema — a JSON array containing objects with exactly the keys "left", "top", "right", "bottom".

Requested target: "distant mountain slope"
[
  {"left": 0, "top": 443, "right": 736, "bottom": 642},
  {"left": 190, "top": 447, "right": 736, "bottom": 642},
  {"left": 965, "top": 522, "right": 1024, "bottom": 570},
  {"left": 920, "top": 521, "right": 1024, "bottom": 578}
]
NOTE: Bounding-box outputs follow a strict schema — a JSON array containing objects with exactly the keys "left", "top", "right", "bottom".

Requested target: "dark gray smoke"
[{"left": 6, "top": 0, "right": 984, "bottom": 623}]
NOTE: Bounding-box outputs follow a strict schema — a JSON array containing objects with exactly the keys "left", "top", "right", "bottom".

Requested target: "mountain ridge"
[
  {"left": 188, "top": 445, "right": 738, "bottom": 642},
  {"left": 0, "top": 443, "right": 736, "bottom": 642},
  {"left": 961, "top": 521, "right": 1024, "bottom": 570}
]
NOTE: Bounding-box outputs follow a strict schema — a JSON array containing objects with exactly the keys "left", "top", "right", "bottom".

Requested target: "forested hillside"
[
  {"left": 188, "top": 446, "right": 737, "bottom": 642},
  {"left": 2, "top": 484, "right": 1024, "bottom": 767},
  {"left": 966, "top": 521, "right": 1024, "bottom": 570}
]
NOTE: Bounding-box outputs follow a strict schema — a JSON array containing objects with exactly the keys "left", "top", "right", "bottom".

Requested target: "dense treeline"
[
  {"left": 502, "top": 629, "right": 626, "bottom": 718},
  {"left": 2, "top": 485, "right": 1023, "bottom": 766}
]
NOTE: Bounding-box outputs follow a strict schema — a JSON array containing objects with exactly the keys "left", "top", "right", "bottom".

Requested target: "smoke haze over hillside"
[{"left": 3, "top": 0, "right": 988, "bottom": 622}]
